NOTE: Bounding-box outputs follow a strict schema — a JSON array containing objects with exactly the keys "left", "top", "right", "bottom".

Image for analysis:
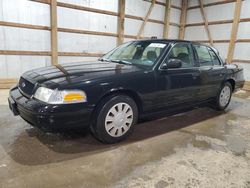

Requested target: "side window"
[
  {"left": 166, "top": 43, "right": 194, "bottom": 68},
  {"left": 208, "top": 48, "right": 221, "bottom": 66},
  {"left": 194, "top": 45, "right": 213, "bottom": 66}
]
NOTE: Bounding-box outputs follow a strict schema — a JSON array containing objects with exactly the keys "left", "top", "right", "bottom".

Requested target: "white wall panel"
[
  {"left": 150, "top": 4, "right": 165, "bottom": 21},
  {"left": 0, "top": 26, "right": 51, "bottom": 51},
  {"left": 205, "top": 3, "right": 235, "bottom": 21},
  {"left": 0, "top": 0, "right": 179, "bottom": 79},
  {"left": 124, "top": 18, "right": 142, "bottom": 36},
  {"left": 144, "top": 22, "right": 163, "bottom": 38},
  {"left": 213, "top": 43, "right": 229, "bottom": 59},
  {"left": 185, "top": 26, "right": 208, "bottom": 40},
  {"left": 235, "top": 63, "right": 250, "bottom": 81},
  {"left": 171, "top": 0, "right": 182, "bottom": 7},
  {"left": 188, "top": 0, "right": 198, "bottom": 7},
  {"left": 240, "top": 0, "right": 250, "bottom": 18},
  {"left": 57, "top": 7, "right": 117, "bottom": 33},
  {"left": 237, "top": 22, "right": 250, "bottom": 39},
  {"left": 186, "top": 9, "right": 203, "bottom": 24},
  {"left": 57, "top": 0, "right": 118, "bottom": 12},
  {"left": 0, "top": 55, "right": 50, "bottom": 78},
  {"left": 168, "top": 26, "right": 179, "bottom": 39},
  {"left": 58, "top": 32, "right": 116, "bottom": 53},
  {"left": 170, "top": 8, "right": 181, "bottom": 24},
  {"left": 125, "top": 0, "right": 151, "bottom": 17},
  {"left": 234, "top": 43, "right": 250, "bottom": 60},
  {"left": 0, "top": 0, "right": 50, "bottom": 26},
  {"left": 209, "top": 24, "right": 232, "bottom": 40}
]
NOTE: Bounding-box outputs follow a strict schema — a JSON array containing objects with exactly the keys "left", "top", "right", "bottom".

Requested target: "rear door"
[
  {"left": 154, "top": 42, "right": 201, "bottom": 109},
  {"left": 193, "top": 44, "right": 226, "bottom": 100}
]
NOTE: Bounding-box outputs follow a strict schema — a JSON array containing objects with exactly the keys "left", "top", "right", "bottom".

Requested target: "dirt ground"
[{"left": 0, "top": 89, "right": 250, "bottom": 188}]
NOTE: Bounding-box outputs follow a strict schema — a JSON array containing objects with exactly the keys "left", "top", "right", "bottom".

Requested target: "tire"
[
  {"left": 214, "top": 82, "right": 232, "bottom": 110},
  {"left": 91, "top": 95, "right": 138, "bottom": 144}
]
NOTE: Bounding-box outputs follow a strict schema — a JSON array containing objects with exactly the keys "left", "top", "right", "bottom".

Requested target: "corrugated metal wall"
[{"left": 0, "top": 0, "right": 181, "bottom": 79}]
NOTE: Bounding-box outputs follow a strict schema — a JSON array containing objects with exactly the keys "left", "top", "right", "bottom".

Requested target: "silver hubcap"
[
  {"left": 219, "top": 85, "right": 231, "bottom": 107},
  {"left": 105, "top": 102, "right": 133, "bottom": 137}
]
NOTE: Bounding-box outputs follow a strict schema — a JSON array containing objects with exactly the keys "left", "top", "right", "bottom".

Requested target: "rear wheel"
[
  {"left": 214, "top": 82, "right": 232, "bottom": 110},
  {"left": 91, "top": 95, "right": 138, "bottom": 144}
]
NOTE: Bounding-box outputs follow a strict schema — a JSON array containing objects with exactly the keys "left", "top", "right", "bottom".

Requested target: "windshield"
[{"left": 101, "top": 41, "right": 169, "bottom": 67}]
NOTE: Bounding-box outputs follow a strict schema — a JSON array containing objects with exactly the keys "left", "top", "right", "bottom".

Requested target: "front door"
[{"left": 154, "top": 42, "right": 201, "bottom": 110}]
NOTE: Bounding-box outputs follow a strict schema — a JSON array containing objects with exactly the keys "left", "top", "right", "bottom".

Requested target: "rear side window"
[
  {"left": 208, "top": 48, "right": 221, "bottom": 66},
  {"left": 194, "top": 45, "right": 213, "bottom": 66}
]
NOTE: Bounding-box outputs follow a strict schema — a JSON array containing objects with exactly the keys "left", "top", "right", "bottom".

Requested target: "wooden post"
[
  {"left": 227, "top": 0, "right": 242, "bottom": 64},
  {"left": 179, "top": 0, "right": 188, "bottom": 39},
  {"left": 198, "top": 0, "right": 213, "bottom": 46},
  {"left": 51, "top": 0, "right": 58, "bottom": 65},
  {"left": 163, "top": 0, "right": 171, "bottom": 39},
  {"left": 137, "top": 0, "right": 156, "bottom": 39},
  {"left": 117, "top": 0, "right": 125, "bottom": 45}
]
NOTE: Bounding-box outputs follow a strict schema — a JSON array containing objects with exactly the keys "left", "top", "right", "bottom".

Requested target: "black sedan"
[{"left": 9, "top": 39, "right": 245, "bottom": 143}]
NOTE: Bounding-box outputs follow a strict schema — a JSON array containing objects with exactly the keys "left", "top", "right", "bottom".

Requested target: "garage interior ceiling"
[{"left": 0, "top": 0, "right": 249, "bottom": 89}]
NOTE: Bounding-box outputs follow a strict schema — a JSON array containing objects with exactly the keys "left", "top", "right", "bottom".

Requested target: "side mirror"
[{"left": 161, "top": 59, "right": 182, "bottom": 69}]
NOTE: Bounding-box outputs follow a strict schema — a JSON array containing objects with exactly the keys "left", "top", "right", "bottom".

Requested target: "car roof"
[{"left": 134, "top": 38, "right": 206, "bottom": 45}]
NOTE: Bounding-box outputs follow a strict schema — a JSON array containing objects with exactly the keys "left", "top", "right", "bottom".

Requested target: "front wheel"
[
  {"left": 214, "top": 82, "right": 232, "bottom": 110},
  {"left": 91, "top": 95, "right": 138, "bottom": 144}
]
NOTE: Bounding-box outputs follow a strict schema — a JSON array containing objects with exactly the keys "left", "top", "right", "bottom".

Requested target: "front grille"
[{"left": 18, "top": 77, "right": 35, "bottom": 98}]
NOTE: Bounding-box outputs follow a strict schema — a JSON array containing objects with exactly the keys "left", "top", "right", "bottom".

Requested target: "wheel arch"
[
  {"left": 91, "top": 88, "right": 143, "bottom": 120},
  {"left": 225, "top": 78, "right": 235, "bottom": 92}
]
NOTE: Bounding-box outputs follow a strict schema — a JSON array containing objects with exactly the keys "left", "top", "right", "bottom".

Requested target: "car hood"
[{"left": 21, "top": 61, "right": 145, "bottom": 88}]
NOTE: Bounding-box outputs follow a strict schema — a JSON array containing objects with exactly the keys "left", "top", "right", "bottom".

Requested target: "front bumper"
[{"left": 9, "top": 86, "right": 94, "bottom": 131}]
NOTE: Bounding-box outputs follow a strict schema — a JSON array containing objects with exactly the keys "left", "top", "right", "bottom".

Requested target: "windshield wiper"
[{"left": 110, "top": 59, "right": 132, "bottom": 65}]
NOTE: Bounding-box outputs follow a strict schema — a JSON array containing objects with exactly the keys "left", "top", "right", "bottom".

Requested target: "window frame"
[
  {"left": 159, "top": 42, "right": 197, "bottom": 70},
  {"left": 193, "top": 44, "right": 223, "bottom": 67},
  {"left": 207, "top": 47, "right": 222, "bottom": 66}
]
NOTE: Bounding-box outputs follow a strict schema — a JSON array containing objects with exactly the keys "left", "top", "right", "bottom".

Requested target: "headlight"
[{"left": 33, "top": 87, "right": 87, "bottom": 104}]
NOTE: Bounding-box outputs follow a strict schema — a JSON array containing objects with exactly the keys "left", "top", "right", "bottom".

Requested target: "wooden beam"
[
  {"left": 240, "top": 18, "right": 250, "bottom": 22},
  {"left": 0, "top": 21, "right": 50, "bottom": 30},
  {"left": 50, "top": 0, "right": 58, "bottom": 65},
  {"left": 171, "top": 5, "right": 182, "bottom": 10},
  {"left": 117, "top": 0, "right": 125, "bottom": 45},
  {"left": 137, "top": 0, "right": 156, "bottom": 39},
  {"left": 188, "top": 0, "right": 236, "bottom": 10},
  {"left": 58, "top": 27, "right": 118, "bottom": 37},
  {"left": 163, "top": 0, "right": 171, "bottom": 39},
  {"left": 56, "top": 2, "right": 118, "bottom": 17},
  {"left": 30, "top": 0, "right": 169, "bottom": 26},
  {"left": 0, "top": 79, "right": 18, "bottom": 89},
  {"left": 232, "top": 59, "right": 250, "bottom": 63},
  {"left": 30, "top": 0, "right": 50, "bottom": 4},
  {"left": 227, "top": 0, "right": 242, "bottom": 64},
  {"left": 192, "top": 39, "right": 230, "bottom": 43},
  {"left": 236, "top": 39, "right": 250, "bottom": 43},
  {"left": 58, "top": 52, "right": 103, "bottom": 57},
  {"left": 198, "top": 0, "right": 213, "bottom": 46},
  {"left": 0, "top": 50, "right": 51, "bottom": 56},
  {"left": 0, "top": 50, "right": 103, "bottom": 57},
  {"left": 185, "top": 19, "right": 233, "bottom": 27},
  {"left": 179, "top": 0, "right": 188, "bottom": 39}
]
